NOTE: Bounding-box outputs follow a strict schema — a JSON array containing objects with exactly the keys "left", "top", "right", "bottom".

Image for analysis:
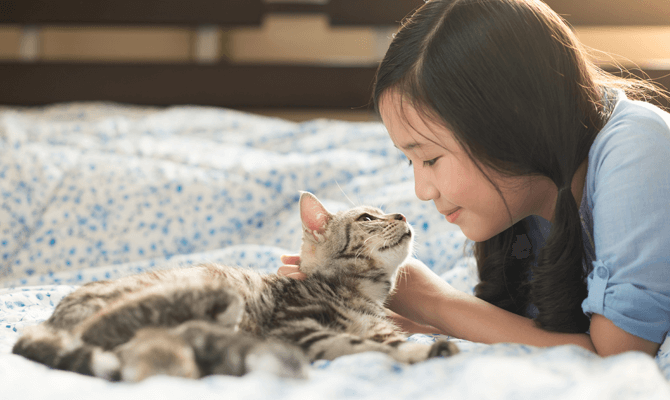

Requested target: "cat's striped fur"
[{"left": 12, "top": 192, "right": 458, "bottom": 381}]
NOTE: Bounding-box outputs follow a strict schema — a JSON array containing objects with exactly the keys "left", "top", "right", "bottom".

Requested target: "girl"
[{"left": 279, "top": 0, "right": 670, "bottom": 357}]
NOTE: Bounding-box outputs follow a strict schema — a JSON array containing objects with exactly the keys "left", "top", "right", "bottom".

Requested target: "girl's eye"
[
  {"left": 357, "top": 214, "right": 375, "bottom": 222},
  {"left": 407, "top": 157, "right": 439, "bottom": 167}
]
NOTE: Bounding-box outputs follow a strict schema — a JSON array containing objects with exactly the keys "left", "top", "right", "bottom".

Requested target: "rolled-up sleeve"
[{"left": 581, "top": 100, "right": 670, "bottom": 344}]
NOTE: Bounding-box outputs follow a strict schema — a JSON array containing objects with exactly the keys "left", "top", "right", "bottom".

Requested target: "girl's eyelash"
[{"left": 407, "top": 158, "right": 439, "bottom": 167}]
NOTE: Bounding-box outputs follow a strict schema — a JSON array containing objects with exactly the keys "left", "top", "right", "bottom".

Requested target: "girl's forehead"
[
  {"left": 387, "top": 118, "right": 454, "bottom": 156},
  {"left": 379, "top": 91, "right": 451, "bottom": 149},
  {"left": 379, "top": 90, "right": 419, "bottom": 128}
]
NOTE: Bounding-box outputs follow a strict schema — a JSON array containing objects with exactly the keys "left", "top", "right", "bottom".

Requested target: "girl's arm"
[
  {"left": 590, "top": 314, "right": 660, "bottom": 357},
  {"left": 279, "top": 255, "right": 660, "bottom": 356},
  {"left": 390, "top": 259, "right": 660, "bottom": 357}
]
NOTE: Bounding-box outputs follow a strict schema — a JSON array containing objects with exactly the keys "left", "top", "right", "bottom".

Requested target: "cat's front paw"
[{"left": 428, "top": 339, "right": 459, "bottom": 358}]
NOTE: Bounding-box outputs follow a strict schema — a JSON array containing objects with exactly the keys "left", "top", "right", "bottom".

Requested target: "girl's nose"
[{"left": 414, "top": 168, "right": 439, "bottom": 201}]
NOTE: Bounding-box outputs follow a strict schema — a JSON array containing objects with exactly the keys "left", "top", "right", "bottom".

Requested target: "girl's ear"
[{"left": 299, "top": 192, "right": 332, "bottom": 242}]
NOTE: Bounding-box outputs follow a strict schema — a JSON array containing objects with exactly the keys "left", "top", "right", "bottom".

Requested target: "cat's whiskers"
[
  {"left": 364, "top": 245, "right": 377, "bottom": 260},
  {"left": 335, "top": 181, "right": 357, "bottom": 207},
  {"left": 393, "top": 263, "right": 411, "bottom": 288},
  {"left": 362, "top": 234, "right": 381, "bottom": 247},
  {"left": 356, "top": 235, "right": 379, "bottom": 260},
  {"left": 354, "top": 247, "right": 366, "bottom": 261}
]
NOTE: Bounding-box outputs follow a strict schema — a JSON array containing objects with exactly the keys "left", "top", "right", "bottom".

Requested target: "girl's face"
[{"left": 380, "top": 92, "right": 556, "bottom": 242}]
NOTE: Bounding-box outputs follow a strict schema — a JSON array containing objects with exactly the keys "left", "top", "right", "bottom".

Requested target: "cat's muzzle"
[{"left": 379, "top": 229, "right": 412, "bottom": 252}]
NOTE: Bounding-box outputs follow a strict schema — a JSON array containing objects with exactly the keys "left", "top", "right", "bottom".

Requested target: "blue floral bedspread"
[{"left": 1, "top": 103, "right": 668, "bottom": 399}]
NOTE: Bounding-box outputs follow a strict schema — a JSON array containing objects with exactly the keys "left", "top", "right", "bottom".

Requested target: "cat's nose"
[{"left": 393, "top": 213, "right": 406, "bottom": 222}]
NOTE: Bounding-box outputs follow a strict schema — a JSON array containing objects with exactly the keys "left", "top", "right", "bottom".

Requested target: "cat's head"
[{"left": 297, "top": 192, "right": 413, "bottom": 292}]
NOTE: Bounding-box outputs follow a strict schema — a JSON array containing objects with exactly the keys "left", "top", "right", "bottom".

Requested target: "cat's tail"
[{"left": 12, "top": 324, "right": 122, "bottom": 380}]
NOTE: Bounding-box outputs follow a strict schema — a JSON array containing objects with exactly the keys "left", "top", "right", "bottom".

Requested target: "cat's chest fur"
[{"left": 234, "top": 269, "right": 390, "bottom": 338}]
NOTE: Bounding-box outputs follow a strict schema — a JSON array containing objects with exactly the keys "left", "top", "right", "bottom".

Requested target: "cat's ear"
[{"left": 299, "top": 192, "right": 332, "bottom": 243}]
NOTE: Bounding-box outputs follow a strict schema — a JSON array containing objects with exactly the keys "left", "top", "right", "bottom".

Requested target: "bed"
[{"left": 2, "top": 1, "right": 670, "bottom": 399}]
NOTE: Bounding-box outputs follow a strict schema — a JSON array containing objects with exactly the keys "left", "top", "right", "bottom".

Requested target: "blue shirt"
[{"left": 526, "top": 93, "right": 670, "bottom": 344}]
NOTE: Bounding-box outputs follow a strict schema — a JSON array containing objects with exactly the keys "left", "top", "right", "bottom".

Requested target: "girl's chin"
[{"left": 459, "top": 224, "right": 499, "bottom": 243}]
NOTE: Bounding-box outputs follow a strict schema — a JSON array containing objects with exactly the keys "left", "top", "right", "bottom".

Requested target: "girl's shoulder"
[
  {"left": 590, "top": 96, "right": 670, "bottom": 162},
  {"left": 587, "top": 96, "right": 670, "bottom": 193}
]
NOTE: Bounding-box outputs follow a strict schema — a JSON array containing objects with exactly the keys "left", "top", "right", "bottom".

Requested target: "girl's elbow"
[{"left": 589, "top": 314, "right": 660, "bottom": 357}]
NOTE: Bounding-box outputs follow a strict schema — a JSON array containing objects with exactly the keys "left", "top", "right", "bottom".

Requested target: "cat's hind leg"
[
  {"left": 115, "top": 327, "right": 199, "bottom": 382},
  {"left": 115, "top": 321, "right": 308, "bottom": 381},
  {"left": 76, "top": 282, "right": 244, "bottom": 350},
  {"left": 12, "top": 324, "right": 121, "bottom": 380},
  {"left": 175, "top": 320, "right": 308, "bottom": 379}
]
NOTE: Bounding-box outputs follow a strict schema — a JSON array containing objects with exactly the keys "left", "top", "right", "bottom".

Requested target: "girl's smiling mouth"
[{"left": 441, "top": 207, "right": 462, "bottom": 223}]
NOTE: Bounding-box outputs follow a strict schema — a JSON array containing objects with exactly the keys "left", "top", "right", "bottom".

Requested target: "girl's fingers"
[
  {"left": 277, "top": 266, "right": 307, "bottom": 280},
  {"left": 278, "top": 265, "right": 307, "bottom": 280},
  {"left": 286, "top": 272, "right": 307, "bottom": 280},
  {"left": 280, "top": 254, "right": 301, "bottom": 265},
  {"left": 277, "top": 265, "right": 300, "bottom": 276}
]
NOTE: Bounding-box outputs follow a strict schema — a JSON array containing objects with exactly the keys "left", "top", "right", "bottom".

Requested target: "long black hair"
[{"left": 373, "top": 0, "right": 665, "bottom": 333}]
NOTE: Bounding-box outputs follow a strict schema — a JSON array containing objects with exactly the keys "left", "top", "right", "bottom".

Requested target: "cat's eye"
[{"left": 357, "top": 213, "right": 376, "bottom": 222}]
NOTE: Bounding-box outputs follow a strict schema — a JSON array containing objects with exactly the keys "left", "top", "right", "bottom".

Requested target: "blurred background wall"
[
  {"left": 2, "top": 15, "right": 669, "bottom": 65},
  {"left": 1, "top": 2, "right": 668, "bottom": 120},
  {"left": 0, "top": 15, "right": 389, "bottom": 64}
]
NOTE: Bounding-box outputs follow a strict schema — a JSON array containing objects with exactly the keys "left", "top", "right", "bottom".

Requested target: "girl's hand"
[
  {"left": 388, "top": 258, "right": 451, "bottom": 328},
  {"left": 277, "top": 255, "right": 307, "bottom": 280}
]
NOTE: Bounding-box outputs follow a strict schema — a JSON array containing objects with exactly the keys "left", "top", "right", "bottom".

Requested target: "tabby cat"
[{"left": 13, "top": 192, "right": 458, "bottom": 382}]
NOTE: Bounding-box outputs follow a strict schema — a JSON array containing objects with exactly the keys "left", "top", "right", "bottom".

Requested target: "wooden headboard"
[{"left": 1, "top": 0, "right": 668, "bottom": 109}]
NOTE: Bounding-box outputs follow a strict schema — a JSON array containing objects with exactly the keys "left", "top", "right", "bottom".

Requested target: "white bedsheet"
[{"left": 1, "top": 103, "right": 668, "bottom": 399}]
